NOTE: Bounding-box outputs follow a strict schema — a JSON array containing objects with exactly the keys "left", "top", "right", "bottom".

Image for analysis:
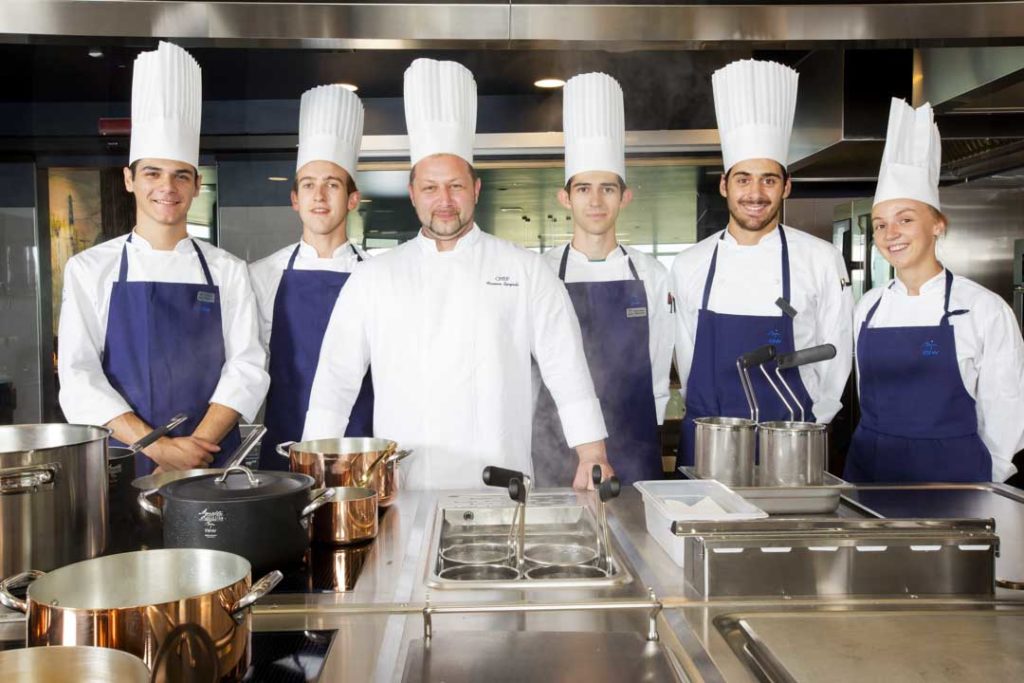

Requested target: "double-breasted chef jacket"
[{"left": 303, "top": 224, "right": 608, "bottom": 490}]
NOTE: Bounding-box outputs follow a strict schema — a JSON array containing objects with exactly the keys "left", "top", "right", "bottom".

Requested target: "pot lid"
[{"left": 161, "top": 466, "right": 313, "bottom": 503}]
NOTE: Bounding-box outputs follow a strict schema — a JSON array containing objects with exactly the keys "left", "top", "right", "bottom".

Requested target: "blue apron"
[
  {"left": 679, "top": 226, "right": 815, "bottom": 466},
  {"left": 531, "top": 245, "right": 662, "bottom": 486},
  {"left": 844, "top": 270, "right": 991, "bottom": 483},
  {"left": 101, "top": 234, "right": 241, "bottom": 476},
  {"left": 259, "top": 243, "right": 375, "bottom": 470}
]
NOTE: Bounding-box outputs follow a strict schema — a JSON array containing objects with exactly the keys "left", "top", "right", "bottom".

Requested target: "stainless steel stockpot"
[
  {"left": 758, "top": 421, "right": 828, "bottom": 486},
  {"left": 693, "top": 417, "right": 757, "bottom": 486},
  {"left": 0, "top": 424, "right": 109, "bottom": 576}
]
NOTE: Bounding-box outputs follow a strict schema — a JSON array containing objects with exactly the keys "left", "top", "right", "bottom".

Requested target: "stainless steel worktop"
[
  {"left": 249, "top": 482, "right": 1024, "bottom": 682},
  {"left": 4, "top": 482, "right": 1023, "bottom": 681}
]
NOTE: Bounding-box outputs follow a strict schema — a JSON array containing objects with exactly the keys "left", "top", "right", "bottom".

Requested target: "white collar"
[
  {"left": 297, "top": 239, "right": 352, "bottom": 260},
  {"left": 415, "top": 223, "right": 482, "bottom": 254},
  {"left": 566, "top": 241, "right": 623, "bottom": 263},
  {"left": 721, "top": 224, "right": 782, "bottom": 247},
  {"left": 129, "top": 230, "right": 194, "bottom": 254},
  {"left": 891, "top": 268, "right": 946, "bottom": 295}
]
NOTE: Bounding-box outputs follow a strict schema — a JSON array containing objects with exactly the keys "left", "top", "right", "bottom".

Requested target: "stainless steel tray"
[{"left": 680, "top": 466, "right": 853, "bottom": 514}]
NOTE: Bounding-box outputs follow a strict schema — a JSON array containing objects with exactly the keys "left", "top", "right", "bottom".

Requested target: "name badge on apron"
[
  {"left": 626, "top": 307, "right": 647, "bottom": 318},
  {"left": 197, "top": 291, "right": 216, "bottom": 304}
]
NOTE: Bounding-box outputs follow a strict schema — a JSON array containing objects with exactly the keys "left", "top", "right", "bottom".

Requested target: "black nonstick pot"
[{"left": 139, "top": 465, "right": 334, "bottom": 572}]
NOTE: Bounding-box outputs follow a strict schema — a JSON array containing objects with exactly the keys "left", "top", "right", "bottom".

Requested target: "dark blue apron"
[
  {"left": 259, "top": 243, "right": 375, "bottom": 469},
  {"left": 531, "top": 245, "right": 662, "bottom": 486},
  {"left": 101, "top": 234, "right": 241, "bottom": 476},
  {"left": 844, "top": 270, "right": 991, "bottom": 483},
  {"left": 679, "top": 226, "right": 815, "bottom": 466}
]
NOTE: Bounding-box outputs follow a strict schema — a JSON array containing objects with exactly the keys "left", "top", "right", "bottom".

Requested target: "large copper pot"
[
  {"left": 278, "top": 437, "right": 405, "bottom": 508},
  {"left": 0, "top": 549, "right": 282, "bottom": 680}
]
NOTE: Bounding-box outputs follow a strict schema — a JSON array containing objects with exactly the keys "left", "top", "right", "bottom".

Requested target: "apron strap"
[
  {"left": 620, "top": 245, "right": 641, "bottom": 281},
  {"left": 699, "top": 232, "right": 726, "bottom": 311},
  {"left": 190, "top": 239, "right": 215, "bottom": 286},
  {"left": 351, "top": 243, "right": 363, "bottom": 262},
  {"left": 940, "top": 268, "right": 970, "bottom": 324},
  {"left": 778, "top": 225, "right": 792, "bottom": 303},
  {"left": 557, "top": 244, "right": 571, "bottom": 281},
  {"left": 118, "top": 235, "right": 132, "bottom": 282},
  {"left": 285, "top": 243, "right": 301, "bottom": 270}
]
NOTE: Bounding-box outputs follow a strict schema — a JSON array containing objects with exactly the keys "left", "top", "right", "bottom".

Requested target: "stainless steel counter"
[
  {"left": 3, "top": 482, "right": 1022, "bottom": 681},
  {"left": 245, "top": 482, "right": 1024, "bottom": 682}
]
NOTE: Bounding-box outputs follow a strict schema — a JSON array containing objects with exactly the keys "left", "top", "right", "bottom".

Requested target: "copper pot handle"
[
  {"left": 300, "top": 487, "right": 337, "bottom": 519},
  {"left": 0, "top": 569, "right": 45, "bottom": 613},
  {"left": 229, "top": 570, "right": 284, "bottom": 623},
  {"left": 275, "top": 441, "right": 296, "bottom": 458},
  {"left": 138, "top": 488, "right": 162, "bottom": 517}
]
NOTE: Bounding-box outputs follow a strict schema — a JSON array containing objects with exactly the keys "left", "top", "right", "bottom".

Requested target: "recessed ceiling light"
[
  {"left": 534, "top": 78, "right": 566, "bottom": 89},
  {"left": 88, "top": 48, "right": 104, "bottom": 59},
  {"left": 336, "top": 83, "right": 359, "bottom": 92},
  {"left": 360, "top": 198, "right": 372, "bottom": 203},
  {"left": 267, "top": 176, "right": 289, "bottom": 182}
]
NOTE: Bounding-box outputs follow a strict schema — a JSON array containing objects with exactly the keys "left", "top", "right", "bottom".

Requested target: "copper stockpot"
[
  {"left": 278, "top": 437, "right": 403, "bottom": 508},
  {"left": 0, "top": 549, "right": 282, "bottom": 680},
  {"left": 312, "top": 486, "right": 378, "bottom": 545}
]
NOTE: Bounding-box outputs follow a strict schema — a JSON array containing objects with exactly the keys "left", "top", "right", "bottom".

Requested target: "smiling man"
[
  {"left": 249, "top": 85, "right": 373, "bottom": 469},
  {"left": 532, "top": 73, "right": 673, "bottom": 486},
  {"left": 58, "top": 42, "right": 268, "bottom": 475},
  {"left": 670, "top": 59, "right": 853, "bottom": 467},
  {"left": 303, "top": 58, "right": 611, "bottom": 490}
]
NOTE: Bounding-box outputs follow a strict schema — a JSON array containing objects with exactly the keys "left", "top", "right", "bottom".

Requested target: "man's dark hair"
[
  {"left": 409, "top": 157, "right": 479, "bottom": 185},
  {"left": 127, "top": 160, "right": 200, "bottom": 186},
  {"left": 563, "top": 175, "right": 628, "bottom": 194},
  {"left": 723, "top": 164, "right": 791, "bottom": 184},
  {"left": 292, "top": 174, "right": 358, "bottom": 195}
]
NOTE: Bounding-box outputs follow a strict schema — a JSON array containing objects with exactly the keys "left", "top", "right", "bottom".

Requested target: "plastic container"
[{"left": 633, "top": 479, "right": 767, "bottom": 568}]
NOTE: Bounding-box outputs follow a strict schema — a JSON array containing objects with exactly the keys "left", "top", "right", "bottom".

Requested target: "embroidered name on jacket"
[{"left": 486, "top": 275, "right": 519, "bottom": 287}]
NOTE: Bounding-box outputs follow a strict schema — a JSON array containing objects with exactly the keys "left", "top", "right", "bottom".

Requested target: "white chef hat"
[
  {"left": 712, "top": 59, "right": 799, "bottom": 172},
  {"left": 296, "top": 85, "right": 364, "bottom": 182},
  {"left": 129, "top": 42, "right": 202, "bottom": 169},
  {"left": 563, "top": 72, "right": 626, "bottom": 185},
  {"left": 403, "top": 58, "right": 477, "bottom": 167},
  {"left": 873, "top": 98, "right": 941, "bottom": 211}
]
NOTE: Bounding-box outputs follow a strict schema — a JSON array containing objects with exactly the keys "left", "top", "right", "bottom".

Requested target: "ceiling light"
[
  {"left": 267, "top": 176, "right": 288, "bottom": 182},
  {"left": 336, "top": 83, "right": 359, "bottom": 92},
  {"left": 88, "top": 48, "right": 104, "bottom": 59},
  {"left": 360, "top": 198, "right": 372, "bottom": 203},
  {"left": 534, "top": 78, "right": 566, "bottom": 89},
  {"left": 499, "top": 206, "right": 525, "bottom": 213}
]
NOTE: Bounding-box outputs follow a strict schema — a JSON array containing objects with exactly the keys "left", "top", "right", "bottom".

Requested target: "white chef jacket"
[
  {"left": 540, "top": 242, "right": 674, "bottom": 423},
  {"left": 58, "top": 231, "right": 270, "bottom": 426},
  {"left": 303, "top": 225, "right": 608, "bottom": 490},
  {"left": 249, "top": 239, "right": 370, "bottom": 351},
  {"left": 855, "top": 270, "right": 1024, "bottom": 482},
  {"left": 671, "top": 225, "right": 853, "bottom": 423}
]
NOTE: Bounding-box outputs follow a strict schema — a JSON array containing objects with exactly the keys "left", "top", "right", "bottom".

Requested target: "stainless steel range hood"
[{"left": 1, "top": 1, "right": 1024, "bottom": 49}]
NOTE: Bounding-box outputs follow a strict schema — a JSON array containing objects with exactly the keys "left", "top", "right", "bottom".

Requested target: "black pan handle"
[
  {"left": 592, "top": 464, "right": 603, "bottom": 486},
  {"left": 482, "top": 466, "right": 524, "bottom": 489},
  {"left": 776, "top": 344, "right": 837, "bottom": 370},
  {"left": 737, "top": 345, "right": 777, "bottom": 369},
  {"left": 508, "top": 477, "right": 527, "bottom": 504},
  {"left": 598, "top": 477, "right": 621, "bottom": 502}
]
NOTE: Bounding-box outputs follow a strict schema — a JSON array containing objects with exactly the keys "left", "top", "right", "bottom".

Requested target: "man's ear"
[
  {"left": 123, "top": 166, "right": 134, "bottom": 193},
  {"left": 557, "top": 188, "right": 572, "bottom": 211}
]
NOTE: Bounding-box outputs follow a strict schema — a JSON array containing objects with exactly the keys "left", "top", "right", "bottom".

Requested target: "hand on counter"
[
  {"left": 573, "top": 439, "right": 614, "bottom": 490},
  {"left": 147, "top": 436, "right": 219, "bottom": 471}
]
